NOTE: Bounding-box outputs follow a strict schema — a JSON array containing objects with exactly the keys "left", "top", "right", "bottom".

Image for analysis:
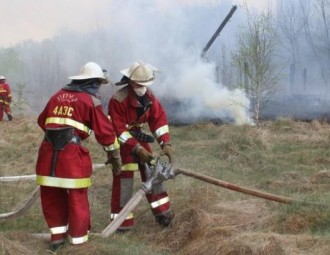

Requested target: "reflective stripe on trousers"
[
  {"left": 69, "top": 234, "right": 89, "bottom": 244},
  {"left": 110, "top": 212, "right": 134, "bottom": 220},
  {"left": 36, "top": 175, "right": 91, "bottom": 189},
  {"left": 150, "top": 196, "right": 170, "bottom": 209},
  {"left": 50, "top": 225, "right": 68, "bottom": 234}
]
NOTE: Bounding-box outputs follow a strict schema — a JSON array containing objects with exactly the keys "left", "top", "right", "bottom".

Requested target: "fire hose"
[
  {"left": 1, "top": 159, "right": 326, "bottom": 233},
  {"left": 100, "top": 158, "right": 327, "bottom": 237},
  {"left": 101, "top": 158, "right": 171, "bottom": 237},
  {"left": 101, "top": 158, "right": 327, "bottom": 237},
  {"left": 0, "top": 164, "right": 106, "bottom": 220},
  {"left": 0, "top": 187, "right": 40, "bottom": 220}
]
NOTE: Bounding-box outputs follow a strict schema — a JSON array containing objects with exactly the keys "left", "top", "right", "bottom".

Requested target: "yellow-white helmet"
[
  {"left": 0, "top": 75, "right": 6, "bottom": 80},
  {"left": 120, "top": 61, "right": 159, "bottom": 86},
  {"left": 69, "top": 62, "right": 108, "bottom": 83}
]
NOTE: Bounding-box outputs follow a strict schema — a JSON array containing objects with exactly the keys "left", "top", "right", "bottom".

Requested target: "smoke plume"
[{"left": 102, "top": 0, "right": 253, "bottom": 125}]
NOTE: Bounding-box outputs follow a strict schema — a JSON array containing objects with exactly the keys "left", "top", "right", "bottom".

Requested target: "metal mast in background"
[{"left": 201, "top": 5, "right": 237, "bottom": 58}]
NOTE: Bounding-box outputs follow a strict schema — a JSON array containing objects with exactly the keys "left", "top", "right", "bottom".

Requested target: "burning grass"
[{"left": 1, "top": 116, "right": 330, "bottom": 254}]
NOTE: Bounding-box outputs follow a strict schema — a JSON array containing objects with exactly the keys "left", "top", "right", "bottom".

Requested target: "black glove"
[
  {"left": 160, "top": 144, "right": 174, "bottom": 163},
  {"left": 105, "top": 149, "right": 122, "bottom": 176}
]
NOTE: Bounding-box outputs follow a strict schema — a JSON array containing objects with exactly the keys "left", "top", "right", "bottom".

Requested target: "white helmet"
[
  {"left": 120, "top": 61, "right": 159, "bottom": 86},
  {"left": 69, "top": 62, "right": 107, "bottom": 83},
  {"left": 0, "top": 75, "right": 6, "bottom": 80}
]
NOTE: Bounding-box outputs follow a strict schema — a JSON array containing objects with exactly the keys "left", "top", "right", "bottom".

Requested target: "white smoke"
[
  {"left": 161, "top": 58, "right": 253, "bottom": 125},
  {"left": 100, "top": 0, "right": 253, "bottom": 125}
]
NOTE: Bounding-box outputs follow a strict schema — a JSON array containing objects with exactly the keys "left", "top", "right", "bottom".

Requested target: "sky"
[{"left": 0, "top": 0, "right": 274, "bottom": 48}]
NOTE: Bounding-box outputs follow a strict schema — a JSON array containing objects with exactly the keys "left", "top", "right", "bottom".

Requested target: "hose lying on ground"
[
  {"left": 0, "top": 164, "right": 107, "bottom": 220},
  {"left": 0, "top": 175, "right": 36, "bottom": 182},
  {"left": 1, "top": 165, "right": 327, "bottom": 226},
  {"left": 175, "top": 168, "right": 326, "bottom": 207},
  {"left": 0, "top": 187, "right": 40, "bottom": 220}
]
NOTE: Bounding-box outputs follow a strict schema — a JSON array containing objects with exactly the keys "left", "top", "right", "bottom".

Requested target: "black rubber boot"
[
  {"left": 48, "top": 241, "right": 65, "bottom": 253},
  {"left": 7, "top": 114, "right": 12, "bottom": 121},
  {"left": 155, "top": 212, "right": 174, "bottom": 227},
  {"left": 115, "top": 228, "right": 131, "bottom": 234}
]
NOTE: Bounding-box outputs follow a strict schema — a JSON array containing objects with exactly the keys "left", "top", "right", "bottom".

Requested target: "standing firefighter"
[
  {"left": 35, "top": 62, "right": 121, "bottom": 252},
  {"left": 108, "top": 61, "right": 174, "bottom": 232},
  {"left": 0, "top": 76, "right": 13, "bottom": 121}
]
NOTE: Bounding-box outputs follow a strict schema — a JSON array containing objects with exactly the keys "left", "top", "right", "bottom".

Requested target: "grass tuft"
[{"left": 1, "top": 117, "right": 330, "bottom": 254}]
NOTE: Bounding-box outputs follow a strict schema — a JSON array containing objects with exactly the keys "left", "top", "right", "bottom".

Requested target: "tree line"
[{"left": 0, "top": 0, "right": 329, "bottom": 125}]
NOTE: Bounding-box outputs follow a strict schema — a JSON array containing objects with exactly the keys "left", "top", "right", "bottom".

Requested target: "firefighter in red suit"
[
  {"left": 35, "top": 62, "right": 122, "bottom": 252},
  {"left": 0, "top": 76, "right": 13, "bottom": 121},
  {"left": 108, "top": 61, "right": 174, "bottom": 231}
]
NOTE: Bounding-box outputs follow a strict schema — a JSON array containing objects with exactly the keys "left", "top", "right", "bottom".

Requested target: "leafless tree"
[
  {"left": 277, "top": 0, "right": 305, "bottom": 92},
  {"left": 300, "top": 0, "right": 330, "bottom": 93},
  {"left": 17, "top": 39, "right": 65, "bottom": 110},
  {"left": 277, "top": 0, "right": 305, "bottom": 66},
  {"left": 214, "top": 44, "right": 235, "bottom": 88}
]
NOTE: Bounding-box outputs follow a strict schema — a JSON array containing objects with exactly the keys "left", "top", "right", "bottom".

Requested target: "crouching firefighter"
[
  {"left": 108, "top": 61, "right": 175, "bottom": 232},
  {"left": 35, "top": 62, "right": 121, "bottom": 252}
]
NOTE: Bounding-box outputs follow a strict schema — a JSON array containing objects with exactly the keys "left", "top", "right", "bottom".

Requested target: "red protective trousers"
[
  {"left": 40, "top": 186, "right": 90, "bottom": 244},
  {"left": 110, "top": 142, "right": 171, "bottom": 230},
  {"left": 0, "top": 103, "right": 11, "bottom": 121}
]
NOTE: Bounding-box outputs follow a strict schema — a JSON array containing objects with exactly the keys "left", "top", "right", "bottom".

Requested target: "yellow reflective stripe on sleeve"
[
  {"left": 153, "top": 125, "right": 169, "bottom": 139},
  {"left": 45, "top": 117, "right": 92, "bottom": 135},
  {"left": 118, "top": 131, "right": 133, "bottom": 144},
  {"left": 110, "top": 212, "right": 134, "bottom": 220},
  {"left": 103, "top": 137, "right": 120, "bottom": 151},
  {"left": 0, "top": 99, "right": 10, "bottom": 105},
  {"left": 50, "top": 226, "right": 68, "bottom": 234},
  {"left": 150, "top": 196, "right": 170, "bottom": 209},
  {"left": 69, "top": 234, "right": 88, "bottom": 244},
  {"left": 36, "top": 175, "right": 91, "bottom": 188},
  {"left": 121, "top": 163, "right": 139, "bottom": 171}
]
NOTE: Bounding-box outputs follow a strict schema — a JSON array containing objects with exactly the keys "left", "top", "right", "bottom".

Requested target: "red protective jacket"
[
  {"left": 36, "top": 88, "right": 119, "bottom": 187},
  {"left": 108, "top": 85, "right": 170, "bottom": 168},
  {"left": 108, "top": 85, "right": 172, "bottom": 230},
  {"left": 0, "top": 82, "right": 12, "bottom": 120},
  {"left": 0, "top": 82, "right": 12, "bottom": 103}
]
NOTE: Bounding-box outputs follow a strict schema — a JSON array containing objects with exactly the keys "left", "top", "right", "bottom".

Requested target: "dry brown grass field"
[{"left": 1, "top": 116, "right": 330, "bottom": 255}]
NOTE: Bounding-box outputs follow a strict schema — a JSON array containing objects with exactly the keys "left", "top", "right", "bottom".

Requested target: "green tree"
[
  {"left": 233, "top": 8, "right": 282, "bottom": 125},
  {"left": 0, "top": 47, "right": 23, "bottom": 81},
  {"left": 12, "top": 83, "right": 30, "bottom": 115}
]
